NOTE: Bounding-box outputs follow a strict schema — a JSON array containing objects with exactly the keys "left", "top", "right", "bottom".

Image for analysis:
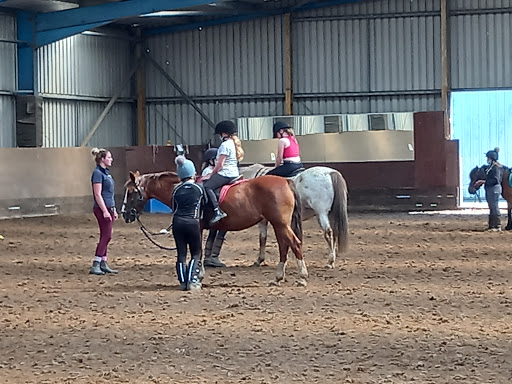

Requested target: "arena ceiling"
[{"left": 0, "top": 0, "right": 370, "bottom": 45}]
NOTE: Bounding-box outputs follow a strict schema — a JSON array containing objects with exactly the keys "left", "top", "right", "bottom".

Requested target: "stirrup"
[{"left": 210, "top": 210, "right": 227, "bottom": 225}]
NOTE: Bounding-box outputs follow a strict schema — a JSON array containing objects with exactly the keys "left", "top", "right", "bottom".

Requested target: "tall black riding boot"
[
  {"left": 204, "top": 231, "right": 226, "bottom": 267},
  {"left": 176, "top": 262, "right": 188, "bottom": 291}
]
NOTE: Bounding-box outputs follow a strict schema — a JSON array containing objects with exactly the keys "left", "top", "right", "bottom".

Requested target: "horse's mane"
[
  {"left": 145, "top": 171, "right": 178, "bottom": 179},
  {"left": 124, "top": 171, "right": 179, "bottom": 187}
]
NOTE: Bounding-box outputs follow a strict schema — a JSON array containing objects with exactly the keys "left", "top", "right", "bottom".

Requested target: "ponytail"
[
  {"left": 232, "top": 134, "right": 244, "bottom": 162},
  {"left": 284, "top": 128, "right": 295, "bottom": 137}
]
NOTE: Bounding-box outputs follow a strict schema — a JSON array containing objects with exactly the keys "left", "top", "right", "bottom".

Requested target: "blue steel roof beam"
[
  {"left": 17, "top": 11, "right": 35, "bottom": 94},
  {"left": 36, "top": 0, "right": 217, "bottom": 33},
  {"left": 36, "top": 21, "right": 111, "bottom": 47},
  {"left": 144, "top": 0, "right": 367, "bottom": 36}
]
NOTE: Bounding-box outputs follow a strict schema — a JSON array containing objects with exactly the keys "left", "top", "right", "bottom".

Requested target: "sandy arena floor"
[{"left": 0, "top": 212, "right": 511, "bottom": 384}]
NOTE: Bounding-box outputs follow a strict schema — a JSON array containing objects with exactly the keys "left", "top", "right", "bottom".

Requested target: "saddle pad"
[
  {"left": 509, "top": 171, "right": 512, "bottom": 188},
  {"left": 219, "top": 179, "right": 249, "bottom": 205}
]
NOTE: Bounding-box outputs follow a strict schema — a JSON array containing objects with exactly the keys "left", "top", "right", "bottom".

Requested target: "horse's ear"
[{"left": 129, "top": 171, "right": 136, "bottom": 182}]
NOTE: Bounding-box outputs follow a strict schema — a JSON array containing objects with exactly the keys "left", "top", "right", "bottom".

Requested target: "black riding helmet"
[
  {"left": 214, "top": 120, "right": 237, "bottom": 135},
  {"left": 485, "top": 147, "right": 499, "bottom": 161},
  {"left": 203, "top": 147, "right": 218, "bottom": 163},
  {"left": 272, "top": 121, "right": 292, "bottom": 138}
]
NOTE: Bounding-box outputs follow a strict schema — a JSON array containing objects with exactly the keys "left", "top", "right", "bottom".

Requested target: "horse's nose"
[
  {"left": 122, "top": 211, "right": 131, "bottom": 223},
  {"left": 468, "top": 185, "right": 476, "bottom": 195}
]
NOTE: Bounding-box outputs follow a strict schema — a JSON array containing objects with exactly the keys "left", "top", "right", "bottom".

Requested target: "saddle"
[
  {"left": 203, "top": 175, "right": 245, "bottom": 203},
  {"left": 219, "top": 177, "right": 248, "bottom": 205},
  {"left": 286, "top": 168, "right": 305, "bottom": 178}
]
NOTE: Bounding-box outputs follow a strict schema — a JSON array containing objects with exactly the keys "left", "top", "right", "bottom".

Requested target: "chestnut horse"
[
  {"left": 468, "top": 165, "right": 512, "bottom": 230},
  {"left": 121, "top": 171, "right": 307, "bottom": 286}
]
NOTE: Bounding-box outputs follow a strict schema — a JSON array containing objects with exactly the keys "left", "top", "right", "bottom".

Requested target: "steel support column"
[
  {"left": 441, "top": 0, "right": 451, "bottom": 139},
  {"left": 136, "top": 30, "right": 147, "bottom": 146},
  {"left": 284, "top": 13, "right": 293, "bottom": 115}
]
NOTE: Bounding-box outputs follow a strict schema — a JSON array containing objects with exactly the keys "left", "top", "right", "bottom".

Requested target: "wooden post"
[
  {"left": 441, "top": 0, "right": 451, "bottom": 139},
  {"left": 284, "top": 13, "right": 293, "bottom": 115},
  {"left": 136, "top": 29, "right": 147, "bottom": 146}
]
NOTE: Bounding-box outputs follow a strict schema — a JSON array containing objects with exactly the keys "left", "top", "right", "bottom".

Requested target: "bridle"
[
  {"left": 121, "top": 181, "right": 176, "bottom": 251},
  {"left": 469, "top": 166, "right": 486, "bottom": 203}
]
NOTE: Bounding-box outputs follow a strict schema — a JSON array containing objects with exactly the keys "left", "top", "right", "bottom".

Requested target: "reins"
[{"left": 123, "top": 180, "right": 177, "bottom": 251}]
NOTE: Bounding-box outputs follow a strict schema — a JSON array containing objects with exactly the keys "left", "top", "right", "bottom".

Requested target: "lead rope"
[{"left": 136, "top": 214, "right": 176, "bottom": 251}]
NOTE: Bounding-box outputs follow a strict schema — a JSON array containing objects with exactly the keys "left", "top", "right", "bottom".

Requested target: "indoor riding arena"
[{"left": 1, "top": 1, "right": 511, "bottom": 383}]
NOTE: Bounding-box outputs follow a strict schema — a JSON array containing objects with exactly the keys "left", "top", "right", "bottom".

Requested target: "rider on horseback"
[
  {"left": 203, "top": 120, "right": 244, "bottom": 225},
  {"left": 475, "top": 148, "right": 504, "bottom": 231},
  {"left": 201, "top": 147, "right": 218, "bottom": 180},
  {"left": 267, "top": 121, "right": 304, "bottom": 178},
  {"left": 200, "top": 146, "right": 228, "bottom": 268}
]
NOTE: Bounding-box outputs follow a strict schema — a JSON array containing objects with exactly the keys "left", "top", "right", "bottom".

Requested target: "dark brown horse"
[
  {"left": 468, "top": 165, "right": 512, "bottom": 230},
  {"left": 121, "top": 171, "right": 307, "bottom": 286}
]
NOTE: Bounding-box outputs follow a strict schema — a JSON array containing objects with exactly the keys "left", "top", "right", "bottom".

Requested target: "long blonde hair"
[{"left": 232, "top": 134, "right": 244, "bottom": 162}]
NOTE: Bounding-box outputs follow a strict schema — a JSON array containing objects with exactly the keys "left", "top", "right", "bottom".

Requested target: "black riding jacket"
[
  {"left": 485, "top": 163, "right": 504, "bottom": 188},
  {"left": 171, "top": 182, "right": 207, "bottom": 220}
]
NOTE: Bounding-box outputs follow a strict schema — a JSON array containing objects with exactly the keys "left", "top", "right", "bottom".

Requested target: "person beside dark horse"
[{"left": 474, "top": 148, "right": 504, "bottom": 231}]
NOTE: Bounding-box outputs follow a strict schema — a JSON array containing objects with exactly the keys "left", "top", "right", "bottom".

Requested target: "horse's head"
[
  {"left": 121, "top": 171, "right": 147, "bottom": 223},
  {"left": 468, "top": 165, "right": 486, "bottom": 195}
]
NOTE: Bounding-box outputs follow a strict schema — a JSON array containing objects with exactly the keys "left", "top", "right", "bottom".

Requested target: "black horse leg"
[{"left": 506, "top": 207, "right": 512, "bottom": 230}]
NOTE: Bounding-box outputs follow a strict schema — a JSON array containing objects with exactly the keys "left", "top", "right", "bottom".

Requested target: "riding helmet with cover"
[
  {"left": 485, "top": 147, "right": 499, "bottom": 161},
  {"left": 214, "top": 120, "right": 237, "bottom": 135},
  {"left": 272, "top": 121, "right": 292, "bottom": 138},
  {"left": 175, "top": 155, "right": 196, "bottom": 181},
  {"left": 203, "top": 147, "right": 218, "bottom": 163}
]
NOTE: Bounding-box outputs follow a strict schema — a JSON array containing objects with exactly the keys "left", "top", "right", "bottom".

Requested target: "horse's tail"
[
  {"left": 329, "top": 171, "right": 349, "bottom": 254},
  {"left": 287, "top": 179, "right": 303, "bottom": 243}
]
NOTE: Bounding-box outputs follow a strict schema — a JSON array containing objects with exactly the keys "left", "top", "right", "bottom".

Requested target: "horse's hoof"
[
  {"left": 252, "top": 261, "right": 261, "bottom": 267},
  {"left": 268, "top": 280, "right": 280, "bottom": 286},
  {"left": 505, "top": 226, "right": 511, "bottom": 231},
  {"left": 296, "top": 279, "right": 307, "bottom": 287},
  {"left": 326, "top": 264, "right": 334, "bottom": 269}
]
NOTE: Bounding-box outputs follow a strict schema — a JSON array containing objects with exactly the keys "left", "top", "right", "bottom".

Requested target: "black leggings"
[
  {"left": 203, "top": 173, "right": 235, "bottom": 209},
  {"left": 267, "top": 162, "right": 303, "bottom": 177},
  {"left": 172, "top": 217, "right": 202, "bottom": 264}
]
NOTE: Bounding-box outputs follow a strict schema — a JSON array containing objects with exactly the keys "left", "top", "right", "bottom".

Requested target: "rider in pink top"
[{"left": 267, "top": 121, "right": 304, "bottom": 177}]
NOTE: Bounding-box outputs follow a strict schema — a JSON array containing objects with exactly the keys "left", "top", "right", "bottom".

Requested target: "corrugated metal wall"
[
  {"left": 145, "top": 17, "right": 285, "bottom": 146},
  {"left": 145, "top": 0, "right": 446, "bottom": 145},
  {"left": 37, "top": 34, "right": 135, "bottom": 147},
  {"left": 451, "top": 90, "right": 512, "bottom": 200},
  {"left": 293, "top": 0, "right": 442, "bottom": 115},
  {"left": 141, "top": 0, "right": 511, "bottom": 146},
  {"left": 42, "top": 100, "right": 133, "bottom": 148},
  {"left": 0, "top": 12, "right": 16, "bottom": 148},
  {"left": 450, "top": 1, "right": 512, "bottom": 89}
]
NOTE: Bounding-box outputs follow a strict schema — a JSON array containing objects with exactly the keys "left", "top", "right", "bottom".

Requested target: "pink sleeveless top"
[{"left": 283, "top": 136, "right": 300, "bottom": 159}]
